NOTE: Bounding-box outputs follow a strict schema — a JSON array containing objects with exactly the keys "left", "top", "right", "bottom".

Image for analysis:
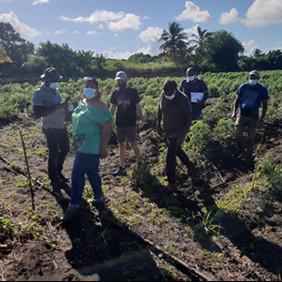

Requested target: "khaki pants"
[{"left": 235, "top": 115, "right": 258, "bottom": 157}]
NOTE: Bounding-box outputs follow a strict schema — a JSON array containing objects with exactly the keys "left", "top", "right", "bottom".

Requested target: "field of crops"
[
  {"left": 0, "top": 70, "right": 281, "bottom": 124},
  {"left": 0, "top": 70, "right": 282, "bottom": 281}
]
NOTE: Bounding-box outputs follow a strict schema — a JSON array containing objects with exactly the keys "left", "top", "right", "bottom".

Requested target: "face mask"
[
  {"left": 249, "top": 79, "right": 258, "bottom": 86},
  {"left": 49, "top": 82, "right": 58, "bottom": 90},
  {"left": 83, "top": 88, "right": 97, "bottom": 99},
  {"left": 164, "top": 94, "right": 176, "bottom": 101},
  {"left": 187, "top": 76, "right": 195, "bottom": 82}
]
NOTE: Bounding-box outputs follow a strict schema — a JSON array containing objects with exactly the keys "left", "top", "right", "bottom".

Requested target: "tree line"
[{"left": 0, "top": 21, "right": 282, "bottom": 79}]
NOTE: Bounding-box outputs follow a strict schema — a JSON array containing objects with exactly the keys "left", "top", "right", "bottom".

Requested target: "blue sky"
[{"left": 0, "top": 0, "right": 281, "bottom": 59}]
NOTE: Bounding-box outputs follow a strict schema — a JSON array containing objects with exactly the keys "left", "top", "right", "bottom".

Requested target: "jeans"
[
  {"left": 166, "top": 138, "right": 194, "bottom": 185},
  {"left": 43, "top": 128, "right": 70, "bottom": 183},
  {"left": 70, "top": 152, "right": 103, "bottom": 208}
]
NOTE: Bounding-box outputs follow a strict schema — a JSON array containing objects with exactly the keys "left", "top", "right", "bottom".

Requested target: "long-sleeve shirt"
[{"left": 158, "top": 90, "right": 192, "bottom": 139}]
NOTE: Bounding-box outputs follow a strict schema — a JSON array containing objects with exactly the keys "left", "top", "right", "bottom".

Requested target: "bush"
[
  {"left": 213, "top": 118, "right": 235, "bottom": 140},
  {"left": 186, "top": 120, "right": 211, "bottom": 156}
]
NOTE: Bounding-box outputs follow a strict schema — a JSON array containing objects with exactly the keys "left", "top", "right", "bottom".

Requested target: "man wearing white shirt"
[{"left": 180, "top": 67, "right": 209, "bottom": 120}]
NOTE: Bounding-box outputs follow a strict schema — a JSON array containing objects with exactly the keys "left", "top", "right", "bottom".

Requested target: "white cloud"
[
  {"left": 72, "top": 30, "right": 79, "bottom": 35},
  {"left": 32, "top": 0, "right": 49, "bottom": 6},
  {"left": 61, "top": 10, "right": 142, "bottom": 32},
  {"left": 137, "top": 45, "right": 161, "bottom": 56},
  {"left": 54, "top": 29, "right": 68, "bottom": 35},
  {"left": 102, "top": 48, "right": 133, "bottom": 60},
  {"left": 0, "top": 11, "right": 42, "bottom": 39},
  {"left": 87, "top": 31, "right": 97, "bottom": 36},
  {"left": 139, "top": 26, "right": 163, "bottom": 43},
  {"left": 60, "top": 10, "right": 123, "bottom": 24},
  {"left": 138, "top": 27, "right": 163, "bottom": 56},
  {"left": 176, "top": 1, "right": 211, "bottom": 23},
  {"left": 244, "top": 0, "right": 282, "bottom": 27},
  {"left": 107, "top": 13, "right": 141, "bottom": 31},
  {"left": 220, "top": 8, "right": 239, "bottom": 25},
  {"left": 243, "top": 40, "right": 257, "bottom": 56}
]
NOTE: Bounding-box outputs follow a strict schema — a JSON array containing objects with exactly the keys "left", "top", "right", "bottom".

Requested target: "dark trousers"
[
  {"left": 70, "top": 152, "right": 102, "bottom": 208},
  {"left": 43, "top": 128, "right": 70, "bottom": 183},
  {"left": 166, "top": 138, "right": 193, "bottom": 185}
]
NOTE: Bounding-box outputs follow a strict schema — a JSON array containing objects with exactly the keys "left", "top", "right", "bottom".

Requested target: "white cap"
[{"left": 115, "top": 71, "right": 128, "bottom": 81}]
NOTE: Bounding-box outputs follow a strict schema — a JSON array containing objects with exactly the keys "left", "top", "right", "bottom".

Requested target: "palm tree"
[
  {"left": 159, "top": 22, "right": 188, "bottom": 62},
  {"left": 189, "top": 26, "right": 212, "bottom": 48}
]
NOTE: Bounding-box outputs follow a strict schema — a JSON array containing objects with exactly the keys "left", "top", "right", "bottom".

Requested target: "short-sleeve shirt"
[
  {"left": 72, "top": 101, "right": 113, "bottom": 155},
  {"left": 237, "top": 83, "right": 270, "bottom": 117},
  {"left": 110, "top": 87, "right": 140, "bottom": 127},
  {"left": 32, "top": 84, "right": 65, "bottom": 129},
  {"left": 180, "top": 78, "right": 208, "bottom": 103}
]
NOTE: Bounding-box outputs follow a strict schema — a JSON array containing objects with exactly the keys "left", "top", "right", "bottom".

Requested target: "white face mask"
[
  {"left": 164, "top": 94, "right": 176, "bottom": 101},
  {"left": 249, "top": 79, "right": 258, "bottom": 86},
  {"left": 187, "top": 76, "right": 195, "bottom": 82},
  {"left": 84, "top": 88, "right": 97, "bottom": 99},
  {"left": 49, "top": 82, "right": 58, "bottom": 90}
]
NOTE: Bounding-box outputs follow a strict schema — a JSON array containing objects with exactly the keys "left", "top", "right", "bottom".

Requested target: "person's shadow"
[
  {"left": 133, "top": 160, "right": 282, "bottom": 277},
  {"left": 51, "top": 184, "right": 172, "bottom": 281}
]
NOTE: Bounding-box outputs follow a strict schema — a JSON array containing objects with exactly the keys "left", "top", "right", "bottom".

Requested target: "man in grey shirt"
[
  {"left": 157, "top": 80, "right": 195, "bottom": 188},
  {"left": 32, "top": 67, "right": 70, "bottom": 188}
]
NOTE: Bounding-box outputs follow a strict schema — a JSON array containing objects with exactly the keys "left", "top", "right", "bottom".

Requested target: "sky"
[{"left": 0, "top": 0, "right": 282, "bottom": 59}]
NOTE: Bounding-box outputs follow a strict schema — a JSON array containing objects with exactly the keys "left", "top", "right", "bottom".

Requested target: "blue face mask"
[
  {"left": 83, "top": 88, "right": 97, "bottom": 99},
  {"left": 49, "top": 82, "right": 58, "bottom": 90},
  {"left": 249, "top": 79, "right": 258, "bottom": 86}
]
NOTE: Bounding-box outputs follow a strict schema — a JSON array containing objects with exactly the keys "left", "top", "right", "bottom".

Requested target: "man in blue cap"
[{"left": 32, "top": 67, "right": 70, "bottom": 189}]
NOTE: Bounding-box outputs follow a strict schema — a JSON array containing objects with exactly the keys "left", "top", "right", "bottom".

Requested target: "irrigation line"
[{"left": 0, "top": 155, "right": 65, "bottom": 201}]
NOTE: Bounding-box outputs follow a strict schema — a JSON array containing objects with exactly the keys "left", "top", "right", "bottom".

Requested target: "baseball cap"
[
  {"left": 186, "top": 67, "right": 194, "bottom": 77},
  {"left": 84, "top": 76, "right": 98, "bottom": 85},
  {"left": 249, "top": 70, "right": 259, "bottom": 79},
  {"left": 115, "top": 71, "right": 128, "bottom": 81},
  {"left": 40, "top": 67, "right": 63, "bottom": 82}
]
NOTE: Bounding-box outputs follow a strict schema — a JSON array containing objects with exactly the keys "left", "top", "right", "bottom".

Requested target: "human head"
[
  {"left": 115, "top": 71, "right": 128, "bottom": 88},
  {"left": 249, "top": 70, "right": 259, "bottom": 80},
  {"left": 83, "top": 76, "right": 99, "bottom": 100},
  {"left": 163, "top": 80, "right": 177, "bottom": 96},
  {"left": 41, "top": 67, "right": 62, "bottom": 83},
  {"left": 186, "top": 67, "right": 195, "bottom": 77},
  {"left": 84, "top": 76, "right": 98, "bottom": 89},
  {"left": 249, "top": 70, "right": 259, "bottom": 86}
]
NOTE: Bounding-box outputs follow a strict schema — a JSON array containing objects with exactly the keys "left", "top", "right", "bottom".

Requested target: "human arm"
[
  {"left": 33, "top": 103, "right": 66, "bottom": 119},
  {"left": 100, "top": 121, "right": 113, "bottom": 159}
]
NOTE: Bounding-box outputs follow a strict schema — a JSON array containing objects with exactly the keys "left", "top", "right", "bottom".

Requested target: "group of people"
[{"left": 32, "top": 67, "right": 269, "bottom": 221}]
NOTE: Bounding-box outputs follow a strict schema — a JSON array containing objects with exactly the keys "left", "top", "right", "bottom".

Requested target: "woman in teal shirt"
[{"left": 64, "top": 77, "right": 112, "bottom": 221}]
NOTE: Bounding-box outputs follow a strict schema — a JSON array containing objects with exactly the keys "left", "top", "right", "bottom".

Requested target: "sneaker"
[
  {"left": 63, "top": 207, "right": 80, "bottom": 224},
  {"left": 113, "top": 167, "right": 126, "bottom": 177},
  {"left": 94, "top": 196, "right": 106, "bottom": 209}
]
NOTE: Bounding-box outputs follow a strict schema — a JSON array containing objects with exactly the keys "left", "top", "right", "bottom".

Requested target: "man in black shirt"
[
  {"left": 157, "top": 80, "right": 195, "bottom": 188},
  {"left": 180, "top": 67, "right": 209, "bottom": 120},
  {"left": 110, "top": 71, "right": 143, "bottom": 176}
]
